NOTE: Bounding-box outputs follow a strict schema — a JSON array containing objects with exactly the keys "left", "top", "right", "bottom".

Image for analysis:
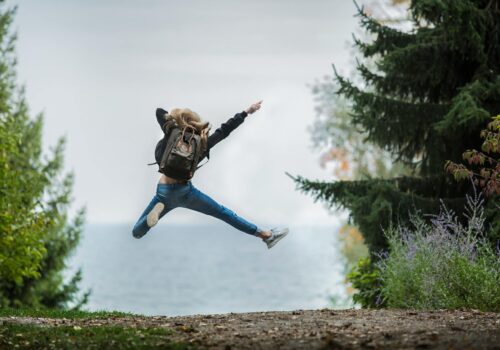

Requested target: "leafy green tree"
[
  {"left": 291, "top": 0, "right": 500, "bottom": 255},
  {"left": 0, "top": 2, "right": 88, "bottom": 308}
]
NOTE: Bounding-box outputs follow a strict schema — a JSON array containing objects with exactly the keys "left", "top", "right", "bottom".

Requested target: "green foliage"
[
  {"left": 0, "top": 6, "right": 46, "bottom": 288},
  {"left": 0, "top": 307, "right": 136, "bottom": 319},
  {"left": 446, "top": 114, "right": 500, "bottom": 196},
  {"left": 377, "top": 192, "right": 500, "bottom": 311},
  {"left": 292, "top": 0, "right": 500, "bottom": 255},
  {"left": 0, "top": 2, "right": 88, "bottom": 308},
  {"left": 0, "top": 324, "right": 190, "bottom": 350},
  {"left": 288, "top": 172, "right": 465, "bottom": 253},
  {"left": 347, "top": 257, "right": 385, "bottom": 308},
  {"left": 445, "top": 114, "right": 500, "bottom": 240}
]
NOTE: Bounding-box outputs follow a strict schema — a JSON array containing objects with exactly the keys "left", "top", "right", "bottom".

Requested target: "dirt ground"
[{"left": 2, "top": 308, "right": 499, "bottom": 349}]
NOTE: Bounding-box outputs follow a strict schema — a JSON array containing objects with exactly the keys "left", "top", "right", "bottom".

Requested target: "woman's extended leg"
[
  {"left": 183, "top": 184, "right": 261, "bottom": 236},
  {"left": 132, "top": 194, "right": 172, "bottom": 239}
]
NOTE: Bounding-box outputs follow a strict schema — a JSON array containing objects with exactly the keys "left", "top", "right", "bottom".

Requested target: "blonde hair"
[{"left": 167, "top": 108, "right": 210, "bottom": 151}]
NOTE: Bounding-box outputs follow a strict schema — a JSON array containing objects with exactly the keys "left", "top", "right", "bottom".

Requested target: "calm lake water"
[{"left": 66, "top": 223, "right": 346, "bottom": 316}]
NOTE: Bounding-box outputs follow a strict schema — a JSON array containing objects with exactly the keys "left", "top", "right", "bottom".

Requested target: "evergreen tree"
[
  {"left": 0, "top": 3, "right": 89, "bottom": 308},
  {"left": 290, "top": 0, "right": 500, "bottom": 255}
]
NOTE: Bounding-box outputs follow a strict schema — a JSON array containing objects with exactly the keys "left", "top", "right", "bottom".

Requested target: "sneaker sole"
[
  {"left": 267, "top": 228, "right": 289, "bottom": 249},
  {"left": 146, "top": 202, "right": 164, "bottom": 227}
]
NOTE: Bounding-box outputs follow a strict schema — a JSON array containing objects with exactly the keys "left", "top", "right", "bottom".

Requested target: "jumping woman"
[{"left": 132, "top": 100, "right": 289, "bottom": 249}]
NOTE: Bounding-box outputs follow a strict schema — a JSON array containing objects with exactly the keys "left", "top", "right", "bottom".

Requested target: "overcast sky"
[{"left": 8, "top": 0, "right": 368, "bottom": 228}]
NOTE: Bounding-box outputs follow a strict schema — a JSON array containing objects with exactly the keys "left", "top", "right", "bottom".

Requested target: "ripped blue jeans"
[{"left": 132, "top": 181, "right": 261, "bottom": 239}]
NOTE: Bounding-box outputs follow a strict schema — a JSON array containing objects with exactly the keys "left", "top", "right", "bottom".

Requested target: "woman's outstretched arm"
[{"left": 199, "top": 100, "right": 263, "bottom": 160}]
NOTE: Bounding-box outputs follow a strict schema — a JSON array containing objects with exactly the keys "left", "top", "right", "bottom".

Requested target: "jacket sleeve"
[
  {"left": 198, "top": 110, "right": 249, "bottom": 161},
  {"left": 156, "top": 108, "right": 168, "bottom": 128},
  {"left": 156, "top": 107, "right": 176, "bottom": 134}
]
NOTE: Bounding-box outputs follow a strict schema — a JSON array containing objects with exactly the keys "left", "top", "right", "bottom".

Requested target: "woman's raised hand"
[{"left": 245, "top": 100, "right": 263, "bottom": 115}]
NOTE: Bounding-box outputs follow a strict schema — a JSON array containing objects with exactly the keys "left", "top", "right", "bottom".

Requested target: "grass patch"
[
  {"left": 0, "top": 323, "right": 191, "bottom": 350},
  {"left": 0, "top": 307, "right": 137, "bottom": 319}
]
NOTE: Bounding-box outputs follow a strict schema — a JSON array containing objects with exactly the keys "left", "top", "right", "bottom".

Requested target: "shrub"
[
  {"left": 376, "top": 187, "right": 500, "bottom": 311},
  {"left": 347, "top": 257, "right": 385, "bottom": 308}
]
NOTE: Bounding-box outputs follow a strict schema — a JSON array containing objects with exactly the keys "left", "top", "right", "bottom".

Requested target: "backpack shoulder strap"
[
  {"left": 160, "top": 127, "right": 182, "bottom": 169},
  {"left": 195, "top": 157, "right": 209, "bottom": 170},
  {"left": 162, "top": 117, "right": 177, "bottom": 134}
]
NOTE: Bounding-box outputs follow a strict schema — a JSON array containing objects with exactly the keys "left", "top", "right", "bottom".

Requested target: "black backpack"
[{"left": 149, "top": 122, "right": 208, "bottom": 180}]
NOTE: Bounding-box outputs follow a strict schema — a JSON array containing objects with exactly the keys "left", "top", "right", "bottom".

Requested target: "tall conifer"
[{"left": 291, "top": 0, "right": 500, "bottom": 254}]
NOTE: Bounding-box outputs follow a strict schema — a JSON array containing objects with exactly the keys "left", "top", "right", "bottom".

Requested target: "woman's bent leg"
[
  {"left": 183, "top": 184, "right": 260, "bottom": 236},
  {"left": 132, "top": 194, "right": 172, "bottom": 239}
]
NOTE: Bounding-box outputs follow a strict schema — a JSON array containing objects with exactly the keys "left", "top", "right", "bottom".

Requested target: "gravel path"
[{"left": 2, "top": 309, "right": 499, "bottom": 349}]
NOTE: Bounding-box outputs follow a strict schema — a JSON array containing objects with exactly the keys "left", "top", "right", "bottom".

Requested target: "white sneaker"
[
  {"left": 263, "top": 227, "right": 289, "bottom": 249},
  {"left": 146, "top": 202, "right": 164, "bottom": 228}
]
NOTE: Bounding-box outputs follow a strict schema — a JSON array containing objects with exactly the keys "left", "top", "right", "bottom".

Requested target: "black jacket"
[{"left": 155, "top": 108, "right": 249, "bottom": 162}]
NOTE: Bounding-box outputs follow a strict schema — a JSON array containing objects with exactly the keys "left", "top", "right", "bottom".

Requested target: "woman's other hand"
[{"left": 245, "top": 100, "right": 263, "bottom": 115}]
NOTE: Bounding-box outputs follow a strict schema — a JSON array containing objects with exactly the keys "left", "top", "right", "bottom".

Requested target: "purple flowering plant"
[{"left": 375, "top": 184, "right": 500, "bottom": 311}]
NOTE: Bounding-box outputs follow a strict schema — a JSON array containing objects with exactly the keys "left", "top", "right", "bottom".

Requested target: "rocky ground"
[{"left": 1, "top": 308, "right": 499, "bottom": 349}]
